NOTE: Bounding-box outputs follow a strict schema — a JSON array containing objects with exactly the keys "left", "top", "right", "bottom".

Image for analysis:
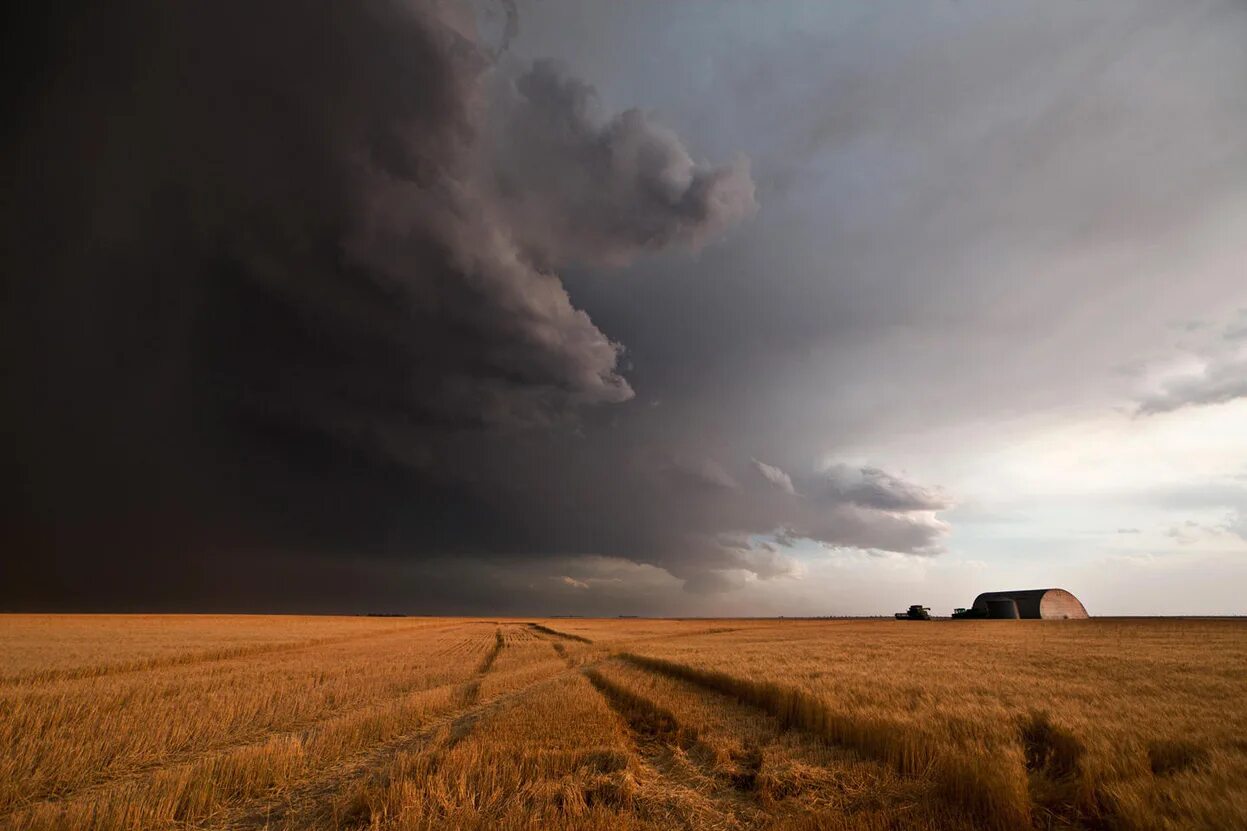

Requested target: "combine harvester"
[{"left": 894, "top": 604, "right": 931, "bottom": 620}]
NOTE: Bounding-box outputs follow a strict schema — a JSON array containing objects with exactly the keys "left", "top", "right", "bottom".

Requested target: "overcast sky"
[{"left": 5, "top": 0, "right": 1247, "bottom": 615}]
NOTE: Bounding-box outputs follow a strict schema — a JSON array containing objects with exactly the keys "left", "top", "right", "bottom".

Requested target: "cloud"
[
  {"left": 752, "top": 459, "right": 796, "bottom": 494},
  {"left": 1, "top": 0, "right": 763, "bottom": 608},
  {"left": 490, "top": 59, "right": 757, "bottom": 268},
  {"left": 1228, "top": 511, "right": 1247, "bottom": 541},
  {"left": 733, "top": 544, "right": 804, "bottom": 580},
  {"left": 1137, "top": 318, "right": 1247, "bottom": 415},
  {"left": 735, "top": 464, "right": 952, "bottom": 563},
  {"left": 726, "top": 465, "right": 954, "bottom": 560},
  {"left": 1, "top": 1, "right": 992, "bottom": 610},
  {"left": 681, "top": 569, "right": 749, "bottom": 595},
  {"left": 1137, "top": 358, "right": 1247, "bottom": 415},
  {"left": 665, "top": 457, "right": 740, "bottom": 491},
  {"left": 2, "top": 0, "right": 952, "bottom": 608},
  {"left": 1162, "top": 519, "right": 1243, "bottom": 546},
  {"left": 814, "top": 465, "right": 950, "bottom": 512},
  {"left": 1165, "top": 521, "right": 1204, "bottom": 545},
  {"left": 801, "top": 505, "right": 950, "bottom": 558},
  {"left": 1222, "top": 310, "right": 1247, "bottom": 342}
]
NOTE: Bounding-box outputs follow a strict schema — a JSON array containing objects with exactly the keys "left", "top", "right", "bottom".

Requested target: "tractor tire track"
[
  {"left": 617, "top": 652, "right": 1033, "bottom": 831},
  {"left": 460, "top": 628, "right": 506, "bottom": 706},
  {"left": 584, "top": 667, "right": 763, "bottom": 830},
  {"left": 527, "top": 623, "right": 593, "bottom": 643},
  {"left": 211, "top": 661, "right": 593, "bottom": 831},
  {"left": 2, "top": 628, "right": 494, "bottom": 823}
]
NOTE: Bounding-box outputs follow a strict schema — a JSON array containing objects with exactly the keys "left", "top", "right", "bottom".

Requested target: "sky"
[{"left": 4, "top": 0, "right": 1247, "bottom": 615}]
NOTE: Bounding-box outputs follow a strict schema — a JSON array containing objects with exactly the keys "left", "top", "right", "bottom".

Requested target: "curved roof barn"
[{"left": 971, "top": 588, "right": 1088, "bottom": 619}]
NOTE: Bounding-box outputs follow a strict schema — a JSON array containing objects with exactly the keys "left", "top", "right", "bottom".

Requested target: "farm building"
[{"left": 960, "top": 588, "right": 1088, "bottom": 619}]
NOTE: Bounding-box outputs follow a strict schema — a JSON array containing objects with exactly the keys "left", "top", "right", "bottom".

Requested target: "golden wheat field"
[{"left": 0, "top": 615, "right": 1244, "bottom": 831}]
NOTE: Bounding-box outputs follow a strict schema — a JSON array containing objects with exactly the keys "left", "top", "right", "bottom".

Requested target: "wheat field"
[{"left": 0, "top": 616, "right": 1243, "bottom": 830}]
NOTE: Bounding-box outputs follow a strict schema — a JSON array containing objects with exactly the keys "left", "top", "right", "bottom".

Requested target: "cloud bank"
[{"left": 2, "top": 0, "right": 945, "bottom": 611}]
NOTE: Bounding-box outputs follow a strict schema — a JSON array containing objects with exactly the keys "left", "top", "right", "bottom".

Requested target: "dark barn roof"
[{"left": 971, "top": 588, "right": 1088, "bottom": 619}]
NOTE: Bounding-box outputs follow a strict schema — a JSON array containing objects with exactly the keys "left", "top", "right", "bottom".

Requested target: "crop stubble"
[{"left": 1, "top": 615, "right": 1243, "bottom": 830}]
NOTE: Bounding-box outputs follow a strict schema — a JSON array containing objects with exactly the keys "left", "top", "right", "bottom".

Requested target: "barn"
[{"left": 966, "top": 588, "right": 1088, "bottom": 619}]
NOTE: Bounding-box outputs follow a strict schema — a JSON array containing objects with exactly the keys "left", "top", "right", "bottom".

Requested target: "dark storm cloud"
[
  {"left": 3, "top": 0, "right": 949, "bottom": 611},
  {"left": 6, "top": 0, "right": 632, "bottom": 445},
  {"left": 438, "top": 440, "right": 949, "bottom": 595}
]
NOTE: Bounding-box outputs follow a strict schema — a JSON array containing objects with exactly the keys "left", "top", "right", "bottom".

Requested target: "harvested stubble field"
[{"left": 1, "top": 616, "right": 1244, "bottom": 830}]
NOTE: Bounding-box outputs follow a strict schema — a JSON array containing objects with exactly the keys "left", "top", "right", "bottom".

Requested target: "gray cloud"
[
  {"left": 752, "top": 459, "right": 796, "bottom": 494},
  {"left": 1137, "top": 363, "right": 1247, "bottom": 416},
  {"left": 681, "top": 569, "right": 749, "bottom": 596},
  {"left": 1137, "top": 317, "right": 1247, "bottom": 415},
  {"left": 4, "top": 0, "right": 955, "bottom": 610},
  {"left": 1228, "top": 511, "right": 1247, "bottom": 542},
  {"left": 489, "top": 59, "right": 756, "bottom": 268},
  {"left": 13, "top": 0, "right": 1241, "bottom": 613},
  {"left": 1162, "top": 518, "right": 1244, "bottom": 545},
  {"left": 665, "top": 457, "right": 740, "bottom": 491},
  {"left": 1222, "top": 310, "right": 1247, "bottom": 341},
  {"left": 537, "top": 0, "right": 1247, "bottom": 459},
  {"left": 814, "top": 465, "right": 950, "bottom": 512},
  {"left": 802, "top": 506, "right": 950, "bottom": 558},
  {"left": 1, "top": 0, "right": 757, "bottom": 603}
]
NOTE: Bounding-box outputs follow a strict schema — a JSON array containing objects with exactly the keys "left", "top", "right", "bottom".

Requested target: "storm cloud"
[
  {"left": 9, "top": 1, "right": 1243, "bottom": 615},
  {"left": 2, "top": 0, "right": 946, "bottom": 611},
  {"left": 490, "top": 59, "right": 756, "bottom": 268}
]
